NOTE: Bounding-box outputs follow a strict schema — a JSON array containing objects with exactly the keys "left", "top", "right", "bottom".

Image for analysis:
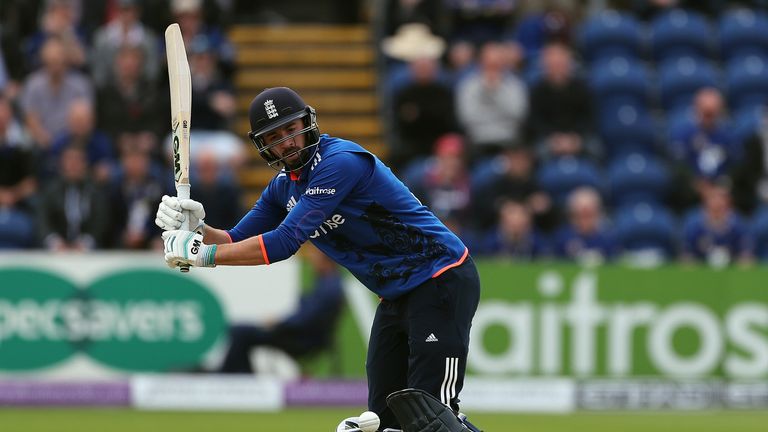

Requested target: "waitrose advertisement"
[{"left": 0, "top": 254, "right": 766, "bottom": 382}]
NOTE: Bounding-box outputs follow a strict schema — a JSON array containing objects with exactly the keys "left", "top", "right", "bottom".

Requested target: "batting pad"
[{"left": 385, "top": 388, "right": 470, "bottom": 432}]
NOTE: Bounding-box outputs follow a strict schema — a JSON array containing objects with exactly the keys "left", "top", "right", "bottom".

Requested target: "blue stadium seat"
[
  {"left": 658, "top": 56, "right": 720, "bottom": 112},
  {"left": 650, "top": 9, "right": 714, "bottom": 62},
  {"left": 752, "top": 207, "right": 768, "bottom": 260},
  {"left": 614, "top": 203, "right": 678, "bottom": 259},
  {"left": 719, "top": 9, "right": 768, "bottom": 62},
  {"left": 580, "top": 11, "right": 644, "bottom": 63},
  {"left": 536, "top": 156, "right": 604, "bottom": 205},
  {"left": 733, "top": 105, "right": 765, "bottom": 144},
  {"left": 607, "top": 153, "right": 671, "bottom": 207},
  {"left": 725, "top": 54, "right": 768, "bottom": 112},
  {"left": 590, "top": 56, "right": 652, "bottom": 108},
  {"left": 598, "top": 103, "right": 658, "bottom": 157}
]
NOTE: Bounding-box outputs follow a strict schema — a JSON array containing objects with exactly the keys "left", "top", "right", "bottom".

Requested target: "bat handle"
[{"left": 176, "top": 184, "right": 192, "bottom": 273}]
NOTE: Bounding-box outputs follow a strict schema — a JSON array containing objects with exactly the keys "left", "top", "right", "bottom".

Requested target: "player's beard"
[{"left": 281, "top": 146, "right": 311, "bottom": 171}]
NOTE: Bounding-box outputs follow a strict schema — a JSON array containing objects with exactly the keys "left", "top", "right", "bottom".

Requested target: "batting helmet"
[{"left": 247, "top": 87, "right": 321, "bottom": 170}]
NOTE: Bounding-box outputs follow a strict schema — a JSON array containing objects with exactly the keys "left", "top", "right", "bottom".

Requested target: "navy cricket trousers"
[{"left": 366, "top": 256, "right": 481, "bottom": 429}]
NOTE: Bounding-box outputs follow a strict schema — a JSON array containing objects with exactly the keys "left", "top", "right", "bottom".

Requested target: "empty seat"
[
  {"left": 590, "top": 56, "right": 652, "bottom": 107},
  {"left": 598, "top": 103, "right": 658, "bottom": 157},
  {"left": 614, "top": 202, "right": 678, "bottom": 259},
  {"left": 608, "top": 153, "right": 671, "bottom": 207},
  {"left": 537, "top": 156, "right": 604, "bottom": 205},
  {"left": 658, "top": 56, "right": 720, "bottom": 112},
  {"left": 650, "top": 9, "right": 714, "bottom": 62},
  {"left": 725, "top": 54, "right": 768, "bottom": 111},
  {"left": 719, "top": 8, "right": 768, "bottom": 62},
  {"left": 580, "top": 11, "right": 644, "bottom": 62}
]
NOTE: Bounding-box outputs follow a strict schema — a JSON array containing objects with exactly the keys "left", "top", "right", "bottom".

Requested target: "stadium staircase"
[{"left": 229, "top": 24, "right": 384, "bottom": 206}]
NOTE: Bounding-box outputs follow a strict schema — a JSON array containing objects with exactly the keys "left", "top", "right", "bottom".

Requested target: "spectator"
[
  {"left": 172, "top": 0, "right": 236, "bottom": 79},
  {"left": 90, "top": 0, "right": 160, "bottom": 87},
  {"left": 392, "top": 57, "right": 459, "bottom": 165},
  {"left": 219, "top": 247, "right": 345, "bottom": 374},
  {"left": 731, "top": 110, "right": 768, "bottom": 214},
  {"left": 471, "top": 144, "right": 556, "bottom": 231},
  {"left": 97, "top": 44, "right": 163, "bottom": 153},
  {"left": 511, "top": 1, "right": 574, "bottom": 61},
  {"left": 0, "top": 95, "right": 37, "bottom": 249},
  {"left": 48, "top": 99, "right": 115, "bottom": 184},
  {"left": 110, "top": 144, "right": 169, "bottom": 249},
  {"left": 552, "top": 187, "right": 616, "bottom": 263},
  {"left": 20, "top": 36, "right": 93, "bottom": 148},
  {"left": 189, "top": 34, "right": 237, "bottom": 131},
  {"left": 444, "top": 39, "right": 476, "bottom": 88},
  {"left": 681, "top": 181, "right": 753, "bottom": 267},
  {"left": 477, "top": 198, "right": 549, "bottom": 259},
  {"left": 445, "top": 0, "right": 517, "bottom": 45},
  {"left": 403, "top": 133, "right": 472, "bottom": 233},
  {"left": 191, "top": 150, "right": 244, "bottom": 229},
  {"left": 527, "top": 42, "right": 597, "bottom": 160},
  {"left": 37, "top": 145, "right": 110, "bottom": 251},
  {"left": 23, "top": 0, "right": 88, "bottom": 72},
  {"left": 382, "top": 0, "right": 449, "bottom": 38},
  {"left": 456, "top": 41, "right": 528, "bottom": 160},
  {"left": 669, "top": 88, "right": 739, "bottom": 190}
]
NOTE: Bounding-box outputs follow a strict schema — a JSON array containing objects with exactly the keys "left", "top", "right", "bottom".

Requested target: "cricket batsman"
[{"left": 156, "top": 87, "right": 483, "bottom": 432}]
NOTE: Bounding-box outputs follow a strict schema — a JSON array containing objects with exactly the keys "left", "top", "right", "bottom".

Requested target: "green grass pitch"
[{"left": 1, "top": 408, "right": 767, "bottom": 432}]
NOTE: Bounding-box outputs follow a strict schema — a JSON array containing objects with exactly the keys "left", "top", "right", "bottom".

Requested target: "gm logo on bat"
[{"left": 0, "top": 268, "right": 226, "bottom": 372}]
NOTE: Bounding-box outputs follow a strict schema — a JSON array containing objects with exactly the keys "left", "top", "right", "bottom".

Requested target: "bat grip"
[{"left": 176, "top": 183, "right": 191, "bottom": 273}]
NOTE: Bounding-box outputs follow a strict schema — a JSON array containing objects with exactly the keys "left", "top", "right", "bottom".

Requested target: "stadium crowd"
[
  {"left": 383, "top": 0, "right": 768, "bottom": 266},
  {"left": 2, "top": 0, "right": 768, "bottom": 268}
]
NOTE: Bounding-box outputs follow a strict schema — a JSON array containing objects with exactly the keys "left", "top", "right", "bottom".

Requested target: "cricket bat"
[{"left": 165, "top": 23, "right": 192, "bottom": 273}]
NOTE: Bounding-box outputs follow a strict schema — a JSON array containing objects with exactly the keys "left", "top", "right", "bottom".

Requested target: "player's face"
[{"left": 263, "top": 119, "right": 306, "bottom": 169}]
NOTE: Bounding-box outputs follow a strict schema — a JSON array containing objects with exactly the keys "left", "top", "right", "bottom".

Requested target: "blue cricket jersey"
[{"left": 227, "top": 135, "right": 468, "bottom": 300}]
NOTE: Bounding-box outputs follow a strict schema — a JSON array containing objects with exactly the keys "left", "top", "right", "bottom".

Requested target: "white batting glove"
[
  {"left": 155, "top": 195, "right": 206, "bottom": 233},
  {"left": 162, "top": 230, "right": 217, "bottom": 268}
]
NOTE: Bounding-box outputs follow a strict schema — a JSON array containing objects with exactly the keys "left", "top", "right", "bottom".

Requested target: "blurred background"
[{"left": 1, "top": 0, "right": 767, "bottom": 431}]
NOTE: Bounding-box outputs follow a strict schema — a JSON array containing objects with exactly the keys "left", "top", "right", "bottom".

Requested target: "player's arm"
[{"left": 217, "top": 152, "right": 371, "bottom": 266}]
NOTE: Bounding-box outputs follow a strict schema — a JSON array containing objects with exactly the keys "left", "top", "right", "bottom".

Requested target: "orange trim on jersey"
[
  {"left": 432, "top": 247, "right": 469, "bottom": 278},
  {"left": 289, "top": 170, "right": 301, "bottom": 181},
  {"left": 258, "top": 234, "right": 270, "bottom": 265}
]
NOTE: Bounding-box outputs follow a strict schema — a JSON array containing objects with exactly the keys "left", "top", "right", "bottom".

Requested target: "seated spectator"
[
  {"left": 731, "top": 109, "right": 768, "bottom": 214},
  {"left": 511, "top": 2, "right": 574, "bottom": 61},
  {"left": 20, "top": 36, "right": 93, "bottom": 148},
  {"left": 477, "top": 198, "right": 549, "bottom": 259},
  {"left": 90, "top": 0, "right": 160, "bottom": 87},
  {"left": 109, "top": 144, "right": 170, "bottom": 250},
  {"left": 471, "top": 145, "right": 557, "bottom": 231},
  {"left": 446, "top": 0, "right": 516, "bottom": 45},
  {"left": 48, "top": 99, "right": 115, "bottom": 184},
  {"left": 219, "top": 247, "right": 344, "bottom": 374},
  {"left": 552, "top": 187, "right": 616, "bottom": 264},
  {"left": 527, "top": 42, "right": 598, "bottom": 161},
  {"left": 189, "top": 34, "right": 237, "bottom": 131},
  {"left": 191, "top": 150, "right": 243, "bottom": 229},
  {"left": 0, "top": 95, "right": 37, "bottom": 248},
  {"left": 382, "top": 0, "right": 449, "bottom": 38},
  {"left": 669, "top": 88, "right": 740, "bottom": 192},
  {"left": 392, "top": 56, "right": 459, "bottom": 165},
  {"left": 37, "top": 146, "right": 110, "bottom": 251},
  {"left": 456, "top": 41, "right": 528, "bottom": 160},
  {"left": 22, "top": 0, "right": 88, "bottom": 72},
  {"left": 172, "top": 0, "right": 236, "bottom": 79},
  {"left": 681, "top": 181, "right": 753, "bottom": 267},
  {"left": 444, "top": 39, "right": 476, "bottom": 88},
  {"left": 97, "top": 44, "right": 163, "bottom": 155},
  {"left": 403, "top": 133, "right": 472, "bottom": 234}
]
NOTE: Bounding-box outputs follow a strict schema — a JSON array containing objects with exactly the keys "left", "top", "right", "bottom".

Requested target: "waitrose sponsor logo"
[
  {"left": 0, "top": 268, "right": 226, "bottom": 371},
  {"left": 468, "top": 269, "right": 768, "bottom": 379}
]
